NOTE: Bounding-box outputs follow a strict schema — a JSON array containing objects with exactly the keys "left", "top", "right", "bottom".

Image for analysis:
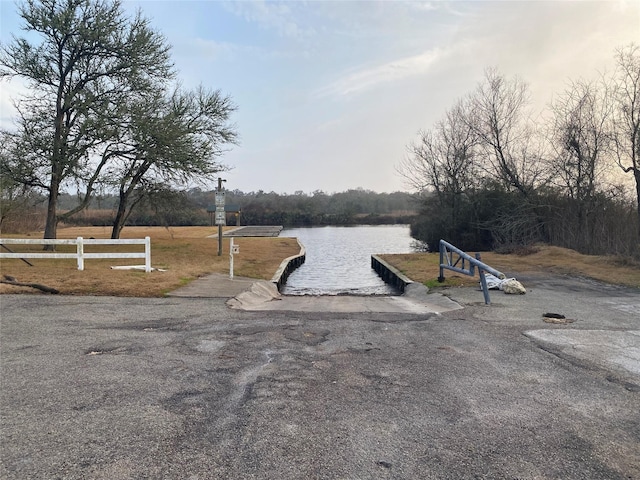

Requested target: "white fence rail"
[{"left": 0, "top": 237, "right": 151, "bottom": 272}]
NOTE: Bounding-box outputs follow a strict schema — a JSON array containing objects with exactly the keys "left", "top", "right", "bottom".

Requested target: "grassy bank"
[
  {"left": 379, "top": 245, "right": 640, "bottom": 289},
  {"left": 0, "top": 226, "right": 301, "bottom": 297}
]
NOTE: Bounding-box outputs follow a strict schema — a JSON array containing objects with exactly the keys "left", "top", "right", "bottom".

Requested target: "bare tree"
[
  {"left": 397, "top": 99, "right": 481, "bottom": 248},
  {"left": 549, "top": 79, "right": 613, "bottom": 200},
  {"left": 547, "top": 78, "right": 614, "bottom": 248},
  {"left": 398, "top": 99, "right": 478, "bottom": 199},
  {"left": 467, "top": 68, "right": 545, "bottom": 196},
  {"left": 611, "top": 43, "right": 640, "bottom": 235},
  {"left": 0, "top": 132, "right": 40, "bottom": 232}
]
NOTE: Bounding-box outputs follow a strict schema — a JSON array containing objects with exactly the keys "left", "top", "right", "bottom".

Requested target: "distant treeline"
[
  {"left": 37, "top": 188, "right": 418, "bottom": 229},
  {"left": 222, "top": 189, "right": 417, "bottom": 226}
]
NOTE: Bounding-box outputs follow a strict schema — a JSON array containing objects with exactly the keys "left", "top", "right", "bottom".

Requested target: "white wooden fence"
[{"left": 0, "top": 237, "right": 151, "bottom": 272}]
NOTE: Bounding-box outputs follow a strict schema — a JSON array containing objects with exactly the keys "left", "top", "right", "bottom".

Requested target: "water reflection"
[{"left": 280, "top": 225, "right": 416, "bottom": 296}]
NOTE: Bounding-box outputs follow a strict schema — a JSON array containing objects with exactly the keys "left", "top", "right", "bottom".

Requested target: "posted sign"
[{"left": 215, "top": 191, "right": 226, "bottom": 225}]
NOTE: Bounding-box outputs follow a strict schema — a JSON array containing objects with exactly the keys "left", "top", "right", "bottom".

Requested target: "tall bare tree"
[
  {"left": 611, "top": 43, "right": 640, "bottom": 235},
  {"left": 548, "top": 79, "right": 613, "bottom": 246},
  {"left": 398, "top": 99, "right": 478, "bottom": 199},
  {"left": 0, "top": 0, "right": 173, "bottom": 242},
  {"left": 467, "top": 68, "right": 544, "bottom": 196},
  {"left": 549, "top": 79, "right": 613, "bottom": 201},
  {"left": 397, "top": 99, "right": 481, "bottom": 248}
]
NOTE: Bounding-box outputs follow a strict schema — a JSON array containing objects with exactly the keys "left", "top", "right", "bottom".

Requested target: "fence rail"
[
  {"left": 0, "top": 237, "right": 151, "bottom": 272},
  {"left": 438, "top": 239, "right": 504, "bottom": 305}
]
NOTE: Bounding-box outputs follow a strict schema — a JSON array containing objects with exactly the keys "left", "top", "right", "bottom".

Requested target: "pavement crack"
[{"left": 232, "top": 349, "right": 276, "bottom": 406}]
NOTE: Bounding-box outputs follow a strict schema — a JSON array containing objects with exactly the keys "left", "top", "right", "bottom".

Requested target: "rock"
[{"left": 502, "top": 279, "right": 526, "bottom": 294}]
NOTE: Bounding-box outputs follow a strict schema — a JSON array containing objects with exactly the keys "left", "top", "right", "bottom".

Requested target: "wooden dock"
[{"left": 223, "top": 226, "right": 283, "bottom": 237}]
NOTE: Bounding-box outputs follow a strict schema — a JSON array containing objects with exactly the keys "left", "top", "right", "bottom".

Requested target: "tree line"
[
  {"left": 0, "top": 188, "right": 417, "bottom": 231},
  {"left": 398, "top": 46, "right": 640, "bottom": 257},
  {"left": 209, "top": 189, "right": 416, "bottom": 227}
]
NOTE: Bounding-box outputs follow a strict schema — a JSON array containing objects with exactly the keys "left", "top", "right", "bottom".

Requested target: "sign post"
[
  {"left": 215, "top": 178, "right": 226, "bottom": 256},
  {"left": 229, "top": 237, "right": 240, "bottom": 279}
]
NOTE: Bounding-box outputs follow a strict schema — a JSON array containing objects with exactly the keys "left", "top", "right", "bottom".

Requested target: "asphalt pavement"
[{"left": 1, "top": 272, "right": 639, "bottom": 479}]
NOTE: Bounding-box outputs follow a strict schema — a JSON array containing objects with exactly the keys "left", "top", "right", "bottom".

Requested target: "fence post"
[
  {"left": 145, "top": 236, "right": 151, "bottom": 272},
  {"left": 77, "top": 237, "right": 84, "bottom": 271}
]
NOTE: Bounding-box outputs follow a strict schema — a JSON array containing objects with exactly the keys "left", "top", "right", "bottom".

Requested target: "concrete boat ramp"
[
  {"left": 228, "top": 282, "right": 461, "bottom": 314},
  {"left": 167, "top": 274, "right": 461, "bottom": 314}
]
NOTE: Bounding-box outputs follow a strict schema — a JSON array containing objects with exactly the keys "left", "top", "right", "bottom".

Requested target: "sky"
[{"left": 0, "top": 1, "right": 638, "bottom": 194}]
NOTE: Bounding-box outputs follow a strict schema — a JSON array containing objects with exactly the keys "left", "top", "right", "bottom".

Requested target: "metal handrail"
[{"left": 438, "top": 239, "right": 504, "bottom": 304}]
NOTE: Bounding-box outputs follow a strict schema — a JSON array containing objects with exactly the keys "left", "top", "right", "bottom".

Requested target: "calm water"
[{"left": 280, "top": 225, "right": 416, "bottom": 296}]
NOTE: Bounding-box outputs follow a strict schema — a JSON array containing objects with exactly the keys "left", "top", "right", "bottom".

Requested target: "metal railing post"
[
  {"left": 438, "top": 244, "right": 445, "bottom": 283},
  {"left": 476, "top": 253, "right": 491, "bottom": 304}
]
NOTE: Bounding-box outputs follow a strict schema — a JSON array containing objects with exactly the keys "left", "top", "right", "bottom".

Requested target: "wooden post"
[{"left": 217, "top": 177, "right": 225, "bottom": 256}]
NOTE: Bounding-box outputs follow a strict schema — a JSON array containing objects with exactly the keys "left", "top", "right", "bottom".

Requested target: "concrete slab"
[
  {"left": 226, "top": 225, "right": 283, "bottom": 237},
  {"left": 524, "top": 329, "right": 640, "bottom": 379},
  {"left": 439, "top": 274, "right": 640, "bottom": 387},
  {"left": 229, "top": 292, "right": 462, "bottom": 314},
  {"left": 166, "top": 273, "right": 257, "bottom": 298},
  {"left": 437, "top": 273, "right": 640, "bottom": 330},
  {"left": 168, "top": 271, "right": 640, "bottom": 390}
]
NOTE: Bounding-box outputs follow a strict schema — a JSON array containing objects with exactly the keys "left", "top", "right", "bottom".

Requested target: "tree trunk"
[
  {"left": 45, "top": 76, "right": 65, "bottom": 248},
  {"left": 111, "top": 191, "right": 128, "bottom": 239},
  {"left": 43, "top": 176, "right": 60, "bottom": 250}
]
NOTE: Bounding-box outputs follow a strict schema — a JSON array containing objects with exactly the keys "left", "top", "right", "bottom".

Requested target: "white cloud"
[
  {"left": 316, "top": 47, "right": 448, "bottom": 98},
  {"left": 0, "top": 78, "right": 30, "bottom": 131},
  {"left": 222, "top": 0, "right": 313, "bottom": 39},
  {"left": 190, "top": 38, "right": 240, "bottom": 61},
  {"left": 412, "top": 2, "right": 438, "bottom": 12},
  {"left": 445, "top": 1, "right": 640, "bottom": 109}
]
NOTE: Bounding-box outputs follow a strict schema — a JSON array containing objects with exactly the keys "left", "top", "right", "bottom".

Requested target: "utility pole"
[{"left": 215, "top": 177, "right": 226, "bottom": 256}]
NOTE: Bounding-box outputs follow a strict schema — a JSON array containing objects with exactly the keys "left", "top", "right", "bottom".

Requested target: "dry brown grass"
[
  {"left": 0, "top": 226, "right": 301, "bottom": 297},
  {"left": 380, "top": 245, "right": 640, "bottom": 290}
]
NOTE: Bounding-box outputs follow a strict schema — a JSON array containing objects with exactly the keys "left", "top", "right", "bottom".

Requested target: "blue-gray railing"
[{"left": 438, "top": 239, "right": 504, "bottom": 305}]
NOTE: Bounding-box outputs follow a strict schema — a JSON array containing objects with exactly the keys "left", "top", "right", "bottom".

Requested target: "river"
[{"left": 280, "top": 225, "right": 416, "bottom": 296}]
